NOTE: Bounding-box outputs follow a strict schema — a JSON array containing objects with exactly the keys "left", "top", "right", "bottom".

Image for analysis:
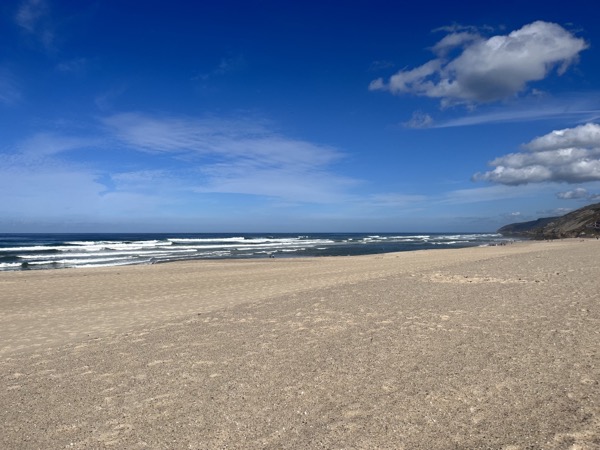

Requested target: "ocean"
[{"left": 0, "top": 232, "right": 513, "bottom": 272}]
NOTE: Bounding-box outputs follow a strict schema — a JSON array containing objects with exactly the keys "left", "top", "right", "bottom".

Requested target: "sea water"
[{"left": 0, "top": 232, "right": 513, "bottom": 271}]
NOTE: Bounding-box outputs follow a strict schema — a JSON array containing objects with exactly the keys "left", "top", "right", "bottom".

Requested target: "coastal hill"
[{"left": 498, "top": 202, "right": 600, "bottom": 239}]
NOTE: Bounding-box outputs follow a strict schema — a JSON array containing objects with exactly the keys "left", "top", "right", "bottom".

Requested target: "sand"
[{"left": 1, "top": 240, "right": 599, "bottom": 449}]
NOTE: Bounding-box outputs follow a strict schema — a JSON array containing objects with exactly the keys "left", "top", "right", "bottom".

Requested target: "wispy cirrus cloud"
[
  {"left": 17, "top": 132, "right": 99, "bottom": 157},
  {"left": 0, "top": 73, "right": 20, "bottom": 106},
  {"left": 0, "top": 149, "right": 104, "bottom": 220},
  {"left": 432, "top": 93, "right": 600, "bottom": 128},
  {"left": 0, "top": 133, "right": 181, "bottom": 223},
  {"left": 194, "top": 55, "right": 246, "bottom": 82},
  {"left": 370, "top": 21, "right": 588, "bottom": 107},
  {"left": 441, "top": 183, "right": 548, "bottom": 205},
  {"left": 15, "top": 0, "right": 55, "bottom": 50},
  {"left": 15, "top": 0, "right": 47, "bottom": 32},
  {"left": 102, "top": 112, "right": 359, "bottom": 203},
  {"left": 56, "top": 58, "right": 88, "bottom": 74},
  {"left": 364, "top": 193, "right": 428, "bottom": 208},
  {"left": 403, "top": 111, "right": 434, "bottom": 129}
]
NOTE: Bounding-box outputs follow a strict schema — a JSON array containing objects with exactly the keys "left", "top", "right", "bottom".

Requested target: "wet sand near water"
[{"left": 1, "top": 240, "right": 599, "bottom": 449}]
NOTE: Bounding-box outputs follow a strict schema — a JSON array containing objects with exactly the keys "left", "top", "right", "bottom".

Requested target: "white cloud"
[
  {"left": 214, "top": 55, "right": 245, "bottom": 75},
  {"left": 103, "top": 112, "right": 358, "bottom": 203},
  {"left": 194, "top": 55, "right": 246, "bottom": 81},
  {"left": 196, "top": 164, "right": 357, "bottom": 204},
  {"left": 17, "top": 132, "right": 98, "bottom": 157},
  {"left": 94, "top": 84, "right": 128, "bottom": 111},
  {"left": 15, "top": 0, "right": 54, "bottom": 50},
  {"left": 103, "top": 113, "right": 341, "bottom": 166},
  {"left": 524, "top": 122, "right": 600, "bottom": 151},
  {"left": 431, "top": 31, "right": 479, "bottom": 57},
  {"left": 433, "top": 92, "right": 600, "bottom": 128},
  {"left": 15, "top": 0, "right": 45, "bottom": 32},
  {"left": 537, "top": 207, "right": 572, "bottom": 217},
  {"left": 0, "top": 151, "right": 185, "bottom": 225},
  {"left": 442, "top": 183, "right": 547, "bottom": 204},
  {"left": 556, "top": 186, "right": 600, "bottom": 201},
  {"left": 111, "top": 170, "right": 171, "bottom": 186},
  {"left": 0, "top": 69, "right": 21, "bottom": 105},
  {"left": 403, "top": 111, "right": 434, "bottom": 129},
  {"left": 556, "top": 187, "right": 589, "bottom": 199},
  {"left": 56, "top": 58, "right": 87, "bottom": 73},
  {"left": 366, "top": 193, "right": 428, "bottom": 208},
  {"left": 369, "top": 60, "right": 395, "bottom": 72},
  {"left": 0, "top": 157, "right": 104, "bottom": 219},
  {"left": 370, "top": 21, "right": 588, "bottom": 106},
  {"left": 474, "top": 123, "right": 600, "bottom": 185}
]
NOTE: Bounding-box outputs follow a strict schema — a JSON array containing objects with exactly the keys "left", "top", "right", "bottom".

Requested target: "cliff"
[{"left": 498, "top": 202, "right": 600, "bottom": 239}]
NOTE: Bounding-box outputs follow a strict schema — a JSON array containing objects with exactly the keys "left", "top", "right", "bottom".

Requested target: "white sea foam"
[
  {"left": 73, "top": 259, "right": 153, "bottom": 268},
  {"left": 0, "top": 240, "right": 175, "bottom": 253},
  {"left": 26, "top": 257, "right": 136, "bottom": 266},
  {"left": 0, "top": 233, "right": 507, "bottom": 271},
  {"left": 0, "top": 245, "right": 69, "bottom": 252},
  {"left": 19, "top": 249, "right": 197, "bottom": 259},
  {"left": 168, "top": 237, "right": 246, "bottom": 243}
]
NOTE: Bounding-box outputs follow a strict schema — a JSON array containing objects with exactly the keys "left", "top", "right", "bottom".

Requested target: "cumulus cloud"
[
  {"left": 525, "top": 122, "right": 600, "bottom": 151},
  {"left": 556, "top": 188, "right": 589, "bottom": 199},
  {"left": 370, "top": 21, "right": 588, "bottom": 106},
  {"left": 103, "top": 112, "right": 358, "bottom": 203},
  {"left": 474, "top": 123, "right": 600, "bottom": 185},
  {"left": 556, "top": 187, "right": 600, "bottom": 201},
  {"left": 431, "top": 31, "right": 479, "bottom": 57}
]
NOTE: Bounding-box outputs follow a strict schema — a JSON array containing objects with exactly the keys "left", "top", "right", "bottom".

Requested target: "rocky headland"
[{"left": 498, "top": 202, "right": 600, "bottom": 239}]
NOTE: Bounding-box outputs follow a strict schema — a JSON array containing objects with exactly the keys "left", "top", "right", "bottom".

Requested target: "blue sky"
[{"left": 1, "top": 0, "right": 600, "bottom": 232}]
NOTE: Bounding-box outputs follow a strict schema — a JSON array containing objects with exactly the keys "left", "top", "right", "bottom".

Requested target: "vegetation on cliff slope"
[{"left": 498, "top": 203, "right": 600, "bottom": 239}]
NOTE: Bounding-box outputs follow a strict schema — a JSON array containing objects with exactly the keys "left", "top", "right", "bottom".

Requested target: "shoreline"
[
  {"left": 0, "top": 232, "right": 510, "bottom": 272},
  {"left": 0, "top": 241, "right": 542, "bottom": 357},
  {"left": 1, "top": 239, "right": 599, "bottom": 448}
]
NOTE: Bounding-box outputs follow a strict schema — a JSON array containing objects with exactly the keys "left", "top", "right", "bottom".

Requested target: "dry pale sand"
[{"left": 1, "top": 240, "right": 599, "bottom": 449}]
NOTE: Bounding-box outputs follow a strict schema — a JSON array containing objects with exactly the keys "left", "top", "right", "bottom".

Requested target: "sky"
[{"left": 1, "top": 0, "right": 600, "bottom": 233}]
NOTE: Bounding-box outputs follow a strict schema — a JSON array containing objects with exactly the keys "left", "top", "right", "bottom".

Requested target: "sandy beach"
[{"left": 1, "top": 240, "right": 599, "bottom": 449}]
